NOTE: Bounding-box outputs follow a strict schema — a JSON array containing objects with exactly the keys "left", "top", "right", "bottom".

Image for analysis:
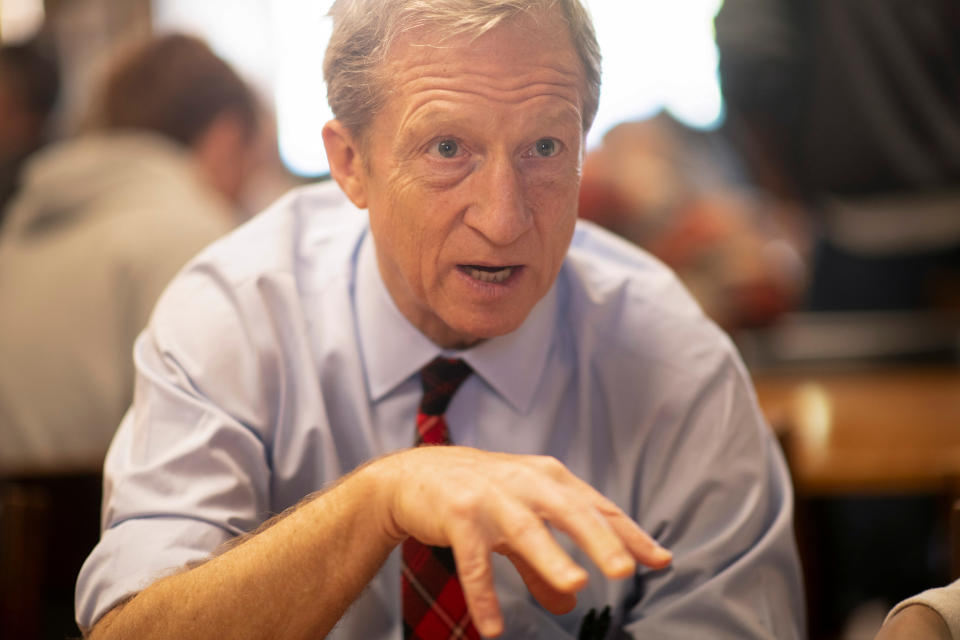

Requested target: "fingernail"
[{"left": 652, "top": 546, "right": 673, "bottom": 564}]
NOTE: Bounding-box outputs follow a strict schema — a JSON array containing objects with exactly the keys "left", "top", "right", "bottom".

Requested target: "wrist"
[{"left": 352, "top": 452, "right": 409, "bottom": 546}]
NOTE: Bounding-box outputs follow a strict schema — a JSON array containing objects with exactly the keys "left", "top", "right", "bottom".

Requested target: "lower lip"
[{"left": 455, "top": 265, "right": 525, "bottom": 296}]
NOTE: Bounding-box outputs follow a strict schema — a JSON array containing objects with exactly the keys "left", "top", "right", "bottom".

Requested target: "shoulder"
[
  {"left": 146, "top": 180, "right": 365, "bottom": 353},
  {"left": 561, "top": 220, "right": 734, "bottom": 379},
  {"left": 163, "top": 180, "right": 366, "bottom": 301},
  {"left": 148, "top": 182, "right": 367, "bottom": 347},
  {"left": 139, "top": 182, "right": 366, "bottom": 427}
]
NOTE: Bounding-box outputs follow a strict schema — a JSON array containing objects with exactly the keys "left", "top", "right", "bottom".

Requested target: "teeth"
[{"left": 466, "top": 267, "right": 513, "bottom": 283}]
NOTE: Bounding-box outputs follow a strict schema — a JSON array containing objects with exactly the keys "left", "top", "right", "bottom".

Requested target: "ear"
[{"left": 322, "top": 119, "right": 368, "bottom": 209}]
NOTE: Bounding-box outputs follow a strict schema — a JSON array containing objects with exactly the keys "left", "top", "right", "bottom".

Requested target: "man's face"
[{"left": 351, "top": 10, "right": 586, "bottom": 348}]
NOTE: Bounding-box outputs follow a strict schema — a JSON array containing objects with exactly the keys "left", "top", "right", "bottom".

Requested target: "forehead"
[{"left": 379, "top": 8, "right": 586, "bottom": 116}]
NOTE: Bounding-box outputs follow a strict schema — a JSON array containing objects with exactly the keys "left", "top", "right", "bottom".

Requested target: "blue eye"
[
  {"left": 434, "top": 139, "right": 459, "bottom": 158},
  {"left": 534, "top": 138, "right": 558, "bottom": 157}
]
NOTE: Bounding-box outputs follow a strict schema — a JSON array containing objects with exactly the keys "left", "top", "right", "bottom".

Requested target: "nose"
[{"left": 462, "top": 154, "right": 533, "bottom": 246}]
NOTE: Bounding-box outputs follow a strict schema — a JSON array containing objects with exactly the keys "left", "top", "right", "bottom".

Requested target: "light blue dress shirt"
[{"left": 76, "top": 180, "right": 805, "bottom": 639}]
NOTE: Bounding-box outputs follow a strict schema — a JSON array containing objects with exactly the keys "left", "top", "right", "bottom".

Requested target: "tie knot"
[{"left": 419, "top": 357, "right": 472, "bottom": 416}]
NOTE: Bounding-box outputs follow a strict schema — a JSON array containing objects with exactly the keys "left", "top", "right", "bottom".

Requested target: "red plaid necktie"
[{"left": 402, "top": 357, "right": 480, "bottom": 640}]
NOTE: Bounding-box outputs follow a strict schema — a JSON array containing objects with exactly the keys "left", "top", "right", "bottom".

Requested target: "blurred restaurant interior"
[{"left": 1, "top": 0, "right": 958, "bottom": 638}]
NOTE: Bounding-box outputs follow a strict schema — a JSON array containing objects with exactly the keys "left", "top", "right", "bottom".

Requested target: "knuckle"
[
  {"left": 470, "top": 590, "right": 499, "bottom": 618},
  {"left": 447, "top": 489, "right": 483, "bottom": 520},
  {"left": 593, "top": 493, "right": 624, "bottom": 515},
  {"left": 465, "top": 582, "right": 500, "bottom": 621},
  {"left": 504, "top": 514, "right": 545, "bottom": 545},
  {"left": 456, "top": 551, "right": 494, "bottom": 587},
  {"left": 557, "top": 501, "right": 588, "bottom": 524},
  {"left": 539, "top": 487, "right": 587, "bottom": 521},
  {"left": 532, "top": 455, "right": 566, "bottom": 476}
]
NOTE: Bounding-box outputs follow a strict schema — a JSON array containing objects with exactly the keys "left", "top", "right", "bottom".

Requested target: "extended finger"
[
  {"left": 529, "top": 490, "right": 638, "bottom": 579},
  {"left": 448, "top": 525, "right": 504, "bottom": 638},
  {"left": 520, "top": 458, "right": 640, "bottom": 578},
  {"left": 491, "top": 497, "right": 589, "bottom": 595},
  {"left": 552, "top": 465, "right": 672, "bottom": 570},
  {"left": 586, "top": 494, "right": 672, "bottom": 569},
  {"left": 502, "top": 550, "right": 578, "bottom": 615}
]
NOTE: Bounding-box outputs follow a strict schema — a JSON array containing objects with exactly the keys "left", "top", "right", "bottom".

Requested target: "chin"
[{"left": 447, "top": 312, "right": 527, "bottom": 345}]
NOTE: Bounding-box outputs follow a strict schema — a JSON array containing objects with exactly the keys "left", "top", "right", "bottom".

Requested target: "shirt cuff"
[{"left": 76, "top": 516, "right": 232, "bottom": 629}]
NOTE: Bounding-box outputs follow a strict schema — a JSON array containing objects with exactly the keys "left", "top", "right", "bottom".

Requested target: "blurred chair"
[
  {"left": 0, "top": 474, "right": 102, "bottom": 640},
  {"left": 0, "top": 481, "right": 49, "bottom": 639}
]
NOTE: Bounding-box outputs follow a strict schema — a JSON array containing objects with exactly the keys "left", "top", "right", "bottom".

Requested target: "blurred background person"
[
  {"left": 715, "top": 2, "right": 960, "bottom": 639},
  {"left": 0, "top": 36, "right": 59, "bottom": 224},
  {"left": 0, "top": 32, "right": 259, "bottom": 475},
  {"left": 0, "top": 33, "right": 260, "bottom": 639},
  {"left": 715, "top": 0, "right": 960, "bottom": 313},
  {"left": 578, "top": 113, "right": 809, "bottom": 332}
]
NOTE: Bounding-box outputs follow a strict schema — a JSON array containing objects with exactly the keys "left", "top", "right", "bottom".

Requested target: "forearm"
[
  {"left": 876, "top": 604, "right": 951, "bottom": 640},
  {"left": 88, "top": 461, "right": 400, "bottom": 640},
  {"left": 87, "top": 446, "right": 673, "bottom": 639}
]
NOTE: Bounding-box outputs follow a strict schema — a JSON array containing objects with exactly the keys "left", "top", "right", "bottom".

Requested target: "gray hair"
[{"left": 323, "top": 0, "right": 601, "bottom": 139}]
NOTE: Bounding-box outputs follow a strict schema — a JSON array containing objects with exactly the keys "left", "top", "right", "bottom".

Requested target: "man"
[
  {"left": 77, "top": 2, "right": 804, "bottom": 638},
  {"left": 0, "top": 34, "right": 259, "bottom": 474}
]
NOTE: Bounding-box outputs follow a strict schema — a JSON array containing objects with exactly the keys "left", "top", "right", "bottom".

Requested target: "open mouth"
[{"left": 459, "top": 264, "right": 517, "bottom": 284}]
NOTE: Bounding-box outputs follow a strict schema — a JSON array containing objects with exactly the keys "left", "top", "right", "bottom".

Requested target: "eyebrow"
[{"left": 394, "top": 99, "right": 583, "bottom": 156}]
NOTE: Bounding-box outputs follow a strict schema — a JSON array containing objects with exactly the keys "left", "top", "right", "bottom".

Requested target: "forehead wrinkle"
[
  {"left": 394, "top": 89, "right": 582, "bottom": 148},
  {"left": 391, "top": 55, "right": 582, "bottom": 92},
  {"left": 391, "top": 67, "right": 585, "bottom": 131},
  {"left": 402, "top": 83, "right": 582, "bottom": 117}
]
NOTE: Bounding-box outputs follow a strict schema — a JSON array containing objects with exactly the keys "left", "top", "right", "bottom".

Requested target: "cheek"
[
  {"left": 548, "top": 211, "right": 578, "bottom": 269},
  {"left": 373, "top": 172, "right": 419, "bottom": 242},
  {"left": 375, "top": 175, "right": 448, "bottom": 284},
  {"left": 528, "top": 175, "right": 580, "bottom": 257}
]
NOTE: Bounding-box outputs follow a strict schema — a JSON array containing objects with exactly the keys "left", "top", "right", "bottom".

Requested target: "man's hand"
[
  {"left": 375, "top": 446, "right": 673, "bottom": 637},
  {"left": 87, "top": 447, "right": 670, "bottom": 640},
  {"left": 874, "top": 604, "right": 950, "bottom": 640}
]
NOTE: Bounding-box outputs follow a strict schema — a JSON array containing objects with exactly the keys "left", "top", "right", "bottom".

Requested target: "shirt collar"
[{"left": 355, "top": 231, "right": 556, "bottom": 414}]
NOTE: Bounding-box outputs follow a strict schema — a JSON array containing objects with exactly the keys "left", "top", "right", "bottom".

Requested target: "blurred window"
[
  {"left": 154, "top": 0, "right": 724, "bottom": 177},
  {"left": 0, "top": 0, "right": 45, "bottom": 44},
  {"left": 590, "top": 0, "right": 724, "bottom": 143}
]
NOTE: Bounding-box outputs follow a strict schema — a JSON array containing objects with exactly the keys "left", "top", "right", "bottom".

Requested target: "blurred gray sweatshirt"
[{"left": 0, "top": 132, "right": 232, "bottom": 474}]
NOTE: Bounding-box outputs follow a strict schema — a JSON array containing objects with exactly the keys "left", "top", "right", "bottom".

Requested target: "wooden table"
[
  {"left": 752, "top": 366, "right": 960, "bottom": 495},
  {"left": 754, "top": 365, "right": 960, "bottom": 637}
]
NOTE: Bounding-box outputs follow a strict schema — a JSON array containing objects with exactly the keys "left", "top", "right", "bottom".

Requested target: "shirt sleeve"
[
  {"left": 75, "top": 258, "right": 278, "bottom": 630},
  {"left": 884, "top": 579, "right": 960, "bottom": 638},
  {"left": 624, "top": 346, "right": 805, "bottom": 639}
]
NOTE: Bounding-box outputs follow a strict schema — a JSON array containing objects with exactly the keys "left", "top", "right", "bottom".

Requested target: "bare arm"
[
  {"left": 88, "top": 459, "right": 396, "bottom": 640},
  {"left": 87, "top": 447, "right": 672, "bottom": 639},
  {"left": 874, "top": 605, "right": 951, "bottom": 640}
]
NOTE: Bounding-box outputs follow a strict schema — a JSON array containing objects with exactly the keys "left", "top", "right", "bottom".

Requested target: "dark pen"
[{"left": 578, "top": 605, "right": 612, "bottom": 640}]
